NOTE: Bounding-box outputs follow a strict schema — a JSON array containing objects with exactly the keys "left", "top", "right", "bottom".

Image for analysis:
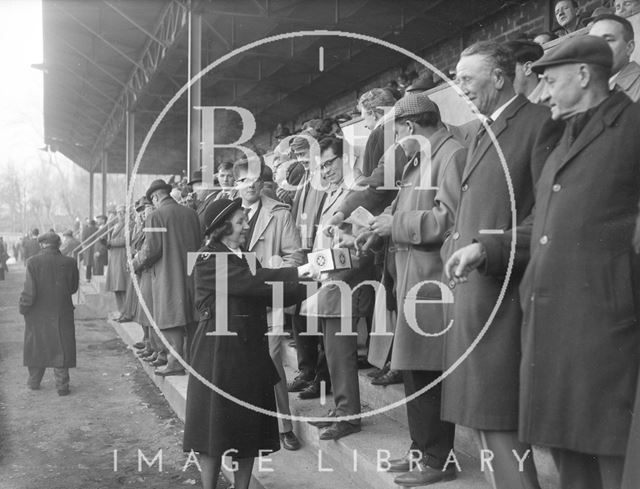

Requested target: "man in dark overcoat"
[
  {"left": 447, "top": 35, "right": 640, "bottom": 489},
  {"left": 19, "top": 232, "right": 79, "bottom": 396},
  {"left": 441, "top": 40, "right": 555, "bottom": 488},
  {"left": 135, "top": 180, "right": 202, "bottom": 376}
]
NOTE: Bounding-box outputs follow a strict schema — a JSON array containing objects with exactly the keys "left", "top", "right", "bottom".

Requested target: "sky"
[{"left": 0, "top": 0, "right": 47, "bottom": 171}]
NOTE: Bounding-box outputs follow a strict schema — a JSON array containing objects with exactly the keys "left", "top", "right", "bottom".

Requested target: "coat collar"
[
  {"left": 555, "top": 91, "right": 631, "bottom": 174},
  {"left": 400, "top": 127, "right": 454, "bottom": 180},
  {"left": 612, "top": 61, "right": 640, "bottom": 92},
  {"left": 462, "top": 94, "right": 528, "bottom": 183},
  {"left": 246, "top": 196, "right": 287, "bottom": 250}
]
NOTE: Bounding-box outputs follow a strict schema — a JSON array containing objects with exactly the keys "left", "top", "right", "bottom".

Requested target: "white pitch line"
[
  {"left": 478, "top": 229, "right": 505, "bottom": 235},
  {"left": 143, "top": 227, "right": 167, "bottom": 232},
  {"left": 319, "top": 46, "right": 324, "bottom": 71}
]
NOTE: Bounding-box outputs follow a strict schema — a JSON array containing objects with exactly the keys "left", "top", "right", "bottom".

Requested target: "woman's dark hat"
[
  {"left": 203, "top": 197, "right": 243, "bottom": 236},
  {"left": 145, "top": 179, "right": 172, "bottom": 201},
  {"left": 135, "top": 196, "right": 152, "bottom": 211}
]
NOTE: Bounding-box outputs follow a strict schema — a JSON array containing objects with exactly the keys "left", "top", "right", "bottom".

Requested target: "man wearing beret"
[
  {"left": 447, "top": 35, "right": 640, "bottom": 489},
  {"left": 441, "top": 40, "right": 555, "bottom": 489},
  {"left": 135, "top": 179, "right": 202, "bottom": 376},
  {"left": 19, "top": 232, "right": 79, "bottom": 396},
  {"left": 590, "top": 13, "right": 640, "bottom": 102}
]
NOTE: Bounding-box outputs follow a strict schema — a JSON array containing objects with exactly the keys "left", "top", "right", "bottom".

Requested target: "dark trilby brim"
[
  {"left": 204, "top": 198, "right": 243, "bottom": 236},
  {"left": 145, "top": 182, "right": 173, "bottom": 201}
]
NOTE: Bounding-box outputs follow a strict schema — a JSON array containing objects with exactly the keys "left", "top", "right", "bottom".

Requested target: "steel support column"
[
  {"left": 188, "top": 9, "right": 202, "bottom": 178},
  {"left": 125, "top": 111, "right": 135, "bottom": 188},
  {"left": 102, "top": 151, "right": 108, "bottom": 215},
  {"left": 89, "top": 168, "right": 95, "bottom": 220}
]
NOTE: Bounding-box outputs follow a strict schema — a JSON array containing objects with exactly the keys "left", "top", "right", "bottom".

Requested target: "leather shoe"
[
  {"left": 308, "top": 410, "right": 335, "bottom": 428},
  {"left": 371, "top": 369, "right": 403, "bottom": 386},
  {"left": 287, "top": 376, "right": 312, "bottom": 392},
  {"left": 137, "top": 349, "right": 154, "bottom": 358},
  {"left": 133, "top": 342, "right": 146, "bottom": 349},
  {"left": 385, "top": 448, "right": 422, "bottom": 473},
  {"left": 27, "top": 382, "right": 40, "bottom": 391},
  {"left": 393, "top": 460, "right": 456, "bottom": 487},
  {"left": 154, "top": 367, "right": 185, "bottom": 377},
  {"left": 143, "top": 353, "right": 158, "bottom": 363},
  {"left": 319, "top": 421, "right": 361, "bottom": 441},
  {"left": 367, "top": 362, "right": 390, "bottom": 378},
  {"left": 279, "top": 431, "right": 301, "bottom": 451},
  {"left": 151, "top": 358, "right": 168, "bottom": 367},
  {"left": 298, "top": 382, "right": 330, "bottom": 400},
  {"left": 57, "top": 388, "right": 70, "bottom": 396}
]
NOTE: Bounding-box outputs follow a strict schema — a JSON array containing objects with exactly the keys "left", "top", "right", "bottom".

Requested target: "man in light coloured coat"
[
  {"left": 234, "top": 160, "right": 304, "bottom": 451},
  {"left": 136, "top": 179, "right": 202, "bottom": 376}
]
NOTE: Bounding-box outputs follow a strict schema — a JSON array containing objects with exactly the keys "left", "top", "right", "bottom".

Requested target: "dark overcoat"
[
  {"left": 19, "top": 248, "right": 79, "bottom": 367},
  {"left": 183, "top": 241, "right": 299, "bottom": 458},
  {"left": 389, "top": 128, "right": 466, "bottom": 371},
  {"left": 483, "top": 91, "right": 640, "bottom": 455},
  {"left": 441, "top": 95, "right": 553, "bottom": 430},
  {"left": 135, "top": 195, "right": 202, "bottom": 329}
]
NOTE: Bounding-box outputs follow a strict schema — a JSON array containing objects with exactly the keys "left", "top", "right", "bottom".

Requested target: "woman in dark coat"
[{"left": 183, "top": 198, "right": 309, "bottom": 489}]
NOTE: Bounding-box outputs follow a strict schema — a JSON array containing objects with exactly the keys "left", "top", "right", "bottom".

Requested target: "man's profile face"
[
  {"left": 456, "top": 54, "right": 501, "bottom": 116},
  {"left": 236, "top": 169, "right": 263, "bottom": 205},
  {"left": 555, "top": 1, "right": 577, "bottom": 28},
  {"left": 615, "top": 0, "right": 640, "bottom": 18},
  {"left": 589, "top": 19, "right": 633, "bottom": 74},
  {"left": 218, "top": 169, "right": 235, "bottom": 189},
  {"left": 541, "top": 64, "right": 584, "bottom": 120}
]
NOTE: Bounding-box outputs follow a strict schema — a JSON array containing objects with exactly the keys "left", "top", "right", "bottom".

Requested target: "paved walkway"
[{"left": 0, "top": 262, "right": 227, "bottom": 489}]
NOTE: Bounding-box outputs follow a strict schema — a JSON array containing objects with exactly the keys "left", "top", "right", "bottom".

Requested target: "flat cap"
[
  {"left": 532, "top": 35, "right": 613, "bottom": 74},
  {"left": 504, "top": 39, "right": 544, "bottom": 63},
  {"left": 393, "top": 92, "right": 439, "bottom": 118}
]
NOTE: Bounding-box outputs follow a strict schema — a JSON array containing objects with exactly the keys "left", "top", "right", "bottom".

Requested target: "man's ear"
[
  {"left": 493, "top": 67, "right": 505, "bottom": 90},
  {"left": 578, "top": 64, "right": 591, "bottom": 88},
  {"left": 524, "top": 61, "right": 534, "bottom": 77},
  {"left": 626, "top": 39, "right": 635, "bottom": 59}
]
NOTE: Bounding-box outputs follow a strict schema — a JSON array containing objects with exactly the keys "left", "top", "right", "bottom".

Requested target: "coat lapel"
[
  {"left": 462, "top": 95, "right": 527, "bottom": 183},
  {"left": 248, "top": 206, "right": 273, "bottom": 251},
  {"left": 555, "top": 93, "right": 629, "bottom": 174}
]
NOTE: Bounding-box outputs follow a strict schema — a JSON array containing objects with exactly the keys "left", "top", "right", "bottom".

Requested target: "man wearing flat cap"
[
  {"left": 60, "top": 230, "right": 81, "bottom": 260},
  {"left": 19, "top": 232, "right": 79, "bottom": 396},
  {"left": 356, "top": 93, "right": 467, "bottom": 486},
  {"left": 447, "top": 35, "right": 640, "bottom": 489},
  {"left": 134, "top": 179, "right": 202, "bottom": 376}
]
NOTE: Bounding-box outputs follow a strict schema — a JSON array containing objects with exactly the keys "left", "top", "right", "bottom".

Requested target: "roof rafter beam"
[
  {"left": 102, "top": 0, "right": 169, "bottom": 48},
  {"left": 62, "top": 65, "right": 119, "bottom": 104},
  {"left": 54, "top": 3, "right": 146, "bottom": 71},
  {"left": 61, "top": 39, "right": 128, "bottom": 89},
  {"left": 89, "top": 0, "right": 189, "bottom": 163}
]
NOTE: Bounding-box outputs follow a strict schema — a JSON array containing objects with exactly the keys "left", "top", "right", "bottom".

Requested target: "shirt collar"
[{"left": 489, "top": 94, "right": 519, "bottom": 122}]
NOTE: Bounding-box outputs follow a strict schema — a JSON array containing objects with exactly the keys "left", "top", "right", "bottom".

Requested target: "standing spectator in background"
[
  {"left": 0, "top": 237, "right": 8, "bottom": 281},
  {"left": 60, "top": 230, "right": 81, "bottom": 259},
  {"left": 135, "top": 179, "right": 201, "bottom": 376},
  {"left": 357, "top": 88, "right": 399, "bottom": 178},
  {"left": 93, "top": 215, "right": 108, "bottom": 276},
  {"left": 22, "top": 228, "right": 40, "bottom": 263},
  {"left": 19, "top": 232, "right": 79, "bottom": 396},
  {"left": 615, "top": 0, "right": 640, "bottom": 17},
  {"left": 81, "top": 220, "right": 98, "bottom": 282},
  {"left": 554, "top": 0, "right": 588, "bottom": 36},
  {"left": 106, "top": 205, "right": 128, "bottom": 319},
  {"left": 590, "top": 14, "right": 640, "bottom": 101},
  {"left": 213, "top": 161, "right": 237, "bottom": 201},
  {"left": 505, "top": 39, "right": 545, "bottom": 102}
]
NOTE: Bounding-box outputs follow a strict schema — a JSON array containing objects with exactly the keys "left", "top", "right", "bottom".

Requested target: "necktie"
[{"left": 472, "top": 117, "right": 494, "bottom": 151}]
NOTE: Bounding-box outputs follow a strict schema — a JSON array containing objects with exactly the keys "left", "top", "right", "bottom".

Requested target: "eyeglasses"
[{"left": 320, "top": 155, "right": 340, "bottom": 170}]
